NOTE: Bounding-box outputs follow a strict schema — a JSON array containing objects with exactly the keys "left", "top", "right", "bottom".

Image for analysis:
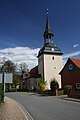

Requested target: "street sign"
[
  {"left": 0, "top": 73, "right": 13, "bottom": 83},
  {"left": 4, "top": 73, "right": 13, "bottom": 83},
  {"left": 0, "top": 74, "right": 2, "bottom": 83}
]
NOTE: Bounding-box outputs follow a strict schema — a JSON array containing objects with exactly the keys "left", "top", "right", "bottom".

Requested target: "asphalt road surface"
[{"left": 6, "top": 92, "right": 80, "bottom": 120}]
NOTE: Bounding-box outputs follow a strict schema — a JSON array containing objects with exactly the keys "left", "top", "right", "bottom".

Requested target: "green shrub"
[
  {"left": 0, "top": 84, "right": 2, "bottom": 90},
  {"left": 0, "top": 90, "right": 4, "bottom": 102},
  {"left": 64, "top": 85, "right": 73, "bottom": 94},
  {"left": 58, "top": 90, "right": 64, "bottom": 96},
  {"left": 10, "top": 88, "right": 16, "bottom": 92},
  {"left": 50, "top": 78, "right": 59, "bottom": 91}
]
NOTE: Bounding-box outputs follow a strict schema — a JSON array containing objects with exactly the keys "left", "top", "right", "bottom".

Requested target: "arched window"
[{"left": 68, "top": 64, "right": 73, "bottom": 70}]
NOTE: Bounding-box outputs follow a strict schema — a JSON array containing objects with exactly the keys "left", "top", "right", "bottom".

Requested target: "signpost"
[
  {"left": 0, "top": 73, "right": 13, "bottom": 102},
  {"left": 0, "top": 73, "right": 13, "bottom": 83},
  {"left": 0, "top": 74, "right": 2, "bottom": 83}
]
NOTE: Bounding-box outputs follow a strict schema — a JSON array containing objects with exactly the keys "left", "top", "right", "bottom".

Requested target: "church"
[
  {"left": 26, "top": 10, "right": 63, "bottom": 91},
  {"left": 37, "top": 9, "right": 63, "bottom": 89}
]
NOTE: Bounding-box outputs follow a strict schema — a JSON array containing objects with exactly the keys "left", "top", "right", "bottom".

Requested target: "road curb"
[
  {"left": 14, "top": 99, "right": 35, "bottom": 120},
  {"left": 6, "top": 96, "right": 29, "bottom": 120},
  {"left": 63, "top": 98, "right": 80, "bottom": 102},
  {"left": 5, "top": 96, "right": 35, "bottom": 120}
]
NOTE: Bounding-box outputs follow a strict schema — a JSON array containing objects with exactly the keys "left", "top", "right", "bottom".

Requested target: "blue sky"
[{"left": 0, "top": 0, "right": 80, "bottom": 69}]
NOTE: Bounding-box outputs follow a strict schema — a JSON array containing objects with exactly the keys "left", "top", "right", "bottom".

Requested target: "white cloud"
[
  {"left": 0, "top": 47, "right": 40, "bottom": 70},
  {"left": 0, "top": 47, "right": 80, "bottom": 70},
  {"left": 73, "top": 43, "right": 79, "bottom": 48},
  {"left": 63, "top": 51, "right": 80, "bottom": 59}
]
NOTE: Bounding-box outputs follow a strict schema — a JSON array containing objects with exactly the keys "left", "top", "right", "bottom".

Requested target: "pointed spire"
[
  {"left": 44, "top": 9, "right": 54, "bottom": 39},
  {"left": 45, "top": 8, "right": 51, "bottom": 33}
]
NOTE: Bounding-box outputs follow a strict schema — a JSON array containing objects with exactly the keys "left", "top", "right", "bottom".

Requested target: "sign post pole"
[{"left": 2, "top": 72, "right": 4, "bottom": 102}]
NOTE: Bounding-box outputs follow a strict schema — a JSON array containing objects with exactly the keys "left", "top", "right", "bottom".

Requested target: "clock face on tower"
[{"left": 52, "top": 48, "right": 54, "bottom": 51}]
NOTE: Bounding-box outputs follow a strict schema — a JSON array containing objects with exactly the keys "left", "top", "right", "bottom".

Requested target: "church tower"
[{"left": 37, "top": 9, "right": 63, "bottom": 89}]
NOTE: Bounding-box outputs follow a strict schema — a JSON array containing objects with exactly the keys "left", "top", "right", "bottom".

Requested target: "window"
[
  {"left": 68, "top": 64, "right": 73, "bottom": 70},
  {"left": 76, "top": 83, "right": 80, "bottom": 89},
  {"left": 54, "top": 67, "right": 56, "bottom": 69},
  {"left": 52, "top": 48, "right": 54, "bottom": 51},
  {"left": 52, "top": 56, "right": 54, "bottom": 60}
]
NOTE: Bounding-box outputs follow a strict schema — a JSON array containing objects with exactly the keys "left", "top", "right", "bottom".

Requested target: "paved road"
[{"left": 6, "top": 92, "right": 80, "bottom": 120}]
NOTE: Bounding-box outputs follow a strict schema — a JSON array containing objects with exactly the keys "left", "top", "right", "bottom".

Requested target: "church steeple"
[
  {"left": 37, "top": 9, "right": 63, "bottom": 58},
  {"left": 43, "top": 9, "right": 54, "bottom": 44},
  {"left": 38, "top": 10, "right": 63, "bottom": 90}
]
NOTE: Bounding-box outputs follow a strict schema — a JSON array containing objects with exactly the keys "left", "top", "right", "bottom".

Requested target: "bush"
[
  {"left": 0, "top": 90, "right": 4, "bottom": 102},
  {"left": 9, "top": 88, "right": 16, "bottom": 92},
  {"left": 50, "top": 78, "right": 59, "bottom": 96},
  {"left": 39, "top": 79, "right": 47, "bottom": 93},
  {"left": 50, "top": 78, "right": 59, "bottom": 91},
  {"left": 58, "top": 90, "right": 64, "bottom": 96},
  {"left": 64, "top": 85, "right": 73, "bottom": 94},
  {"left": 0, "top": 84, "right": 2, "bottom": 90}
]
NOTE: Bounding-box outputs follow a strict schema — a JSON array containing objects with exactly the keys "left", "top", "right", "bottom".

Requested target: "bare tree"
[
  {"left": 19, "top": 62, "right": 29, "bottom": 73},
  {"left": 0, "top": 59, "right": 16, "bottom": 73}
]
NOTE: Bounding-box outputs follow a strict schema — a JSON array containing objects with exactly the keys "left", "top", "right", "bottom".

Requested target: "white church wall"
[{"left": 44, "top": 54, "right": 63, "bottom": 89}]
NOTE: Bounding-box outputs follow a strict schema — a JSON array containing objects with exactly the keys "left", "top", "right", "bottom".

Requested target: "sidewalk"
[
  {"left": 62, "top": 97, "right": 80, "bottom": 102},
  {"left": 20, "top": 92, "right": 80, "bottom": 102},
  {"left": 0, "top": 96, "right": 27, "bottom": 120},
  {"left": 57, "top": 95, "right": 80, "bottom": 102},
  {"left": 28, "top": 92, "right": 80, "bottom": 101}
]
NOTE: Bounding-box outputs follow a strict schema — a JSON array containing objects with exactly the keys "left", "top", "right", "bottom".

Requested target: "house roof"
[
  {"left": 70, "top": 58, "right": 80, "bottom": 68},
  {"left": 59, "top": 58, "right": 80, "bottom": 74},
  {"left": 27, "top": 66, "right": 41, "bottom": 78}
]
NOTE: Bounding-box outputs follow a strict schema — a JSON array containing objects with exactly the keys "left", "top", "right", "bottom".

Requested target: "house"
[
  {"left": 20, "top": 66, "right": 41, "bottom": 91},
  {"left": 27, "top": 66, "right": 41, "bottom": 91},
  {"left": 20, "top": 71, "right": 28, "bottom": 90},
  {"left": 60, "top": 58, "right": 80, "bottom": 90}
]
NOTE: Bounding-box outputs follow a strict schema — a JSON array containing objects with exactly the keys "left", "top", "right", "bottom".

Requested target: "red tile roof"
[
  {"left": 59, "top": 58, "right": 80, "bottom": 74},
  {"left": 70, "top": 58, "right": 80, "bottom": 68},
  {"left": 27, "top": 66, "right": 41, "bottom": 78},
  {"left": 30, "top": 66, "right": 38, "bottom": 77}
]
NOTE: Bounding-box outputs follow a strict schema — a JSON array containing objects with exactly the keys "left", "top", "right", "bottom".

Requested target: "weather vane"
[{"left": 47, "top": 8, "right": 49, "bottom": 15}]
